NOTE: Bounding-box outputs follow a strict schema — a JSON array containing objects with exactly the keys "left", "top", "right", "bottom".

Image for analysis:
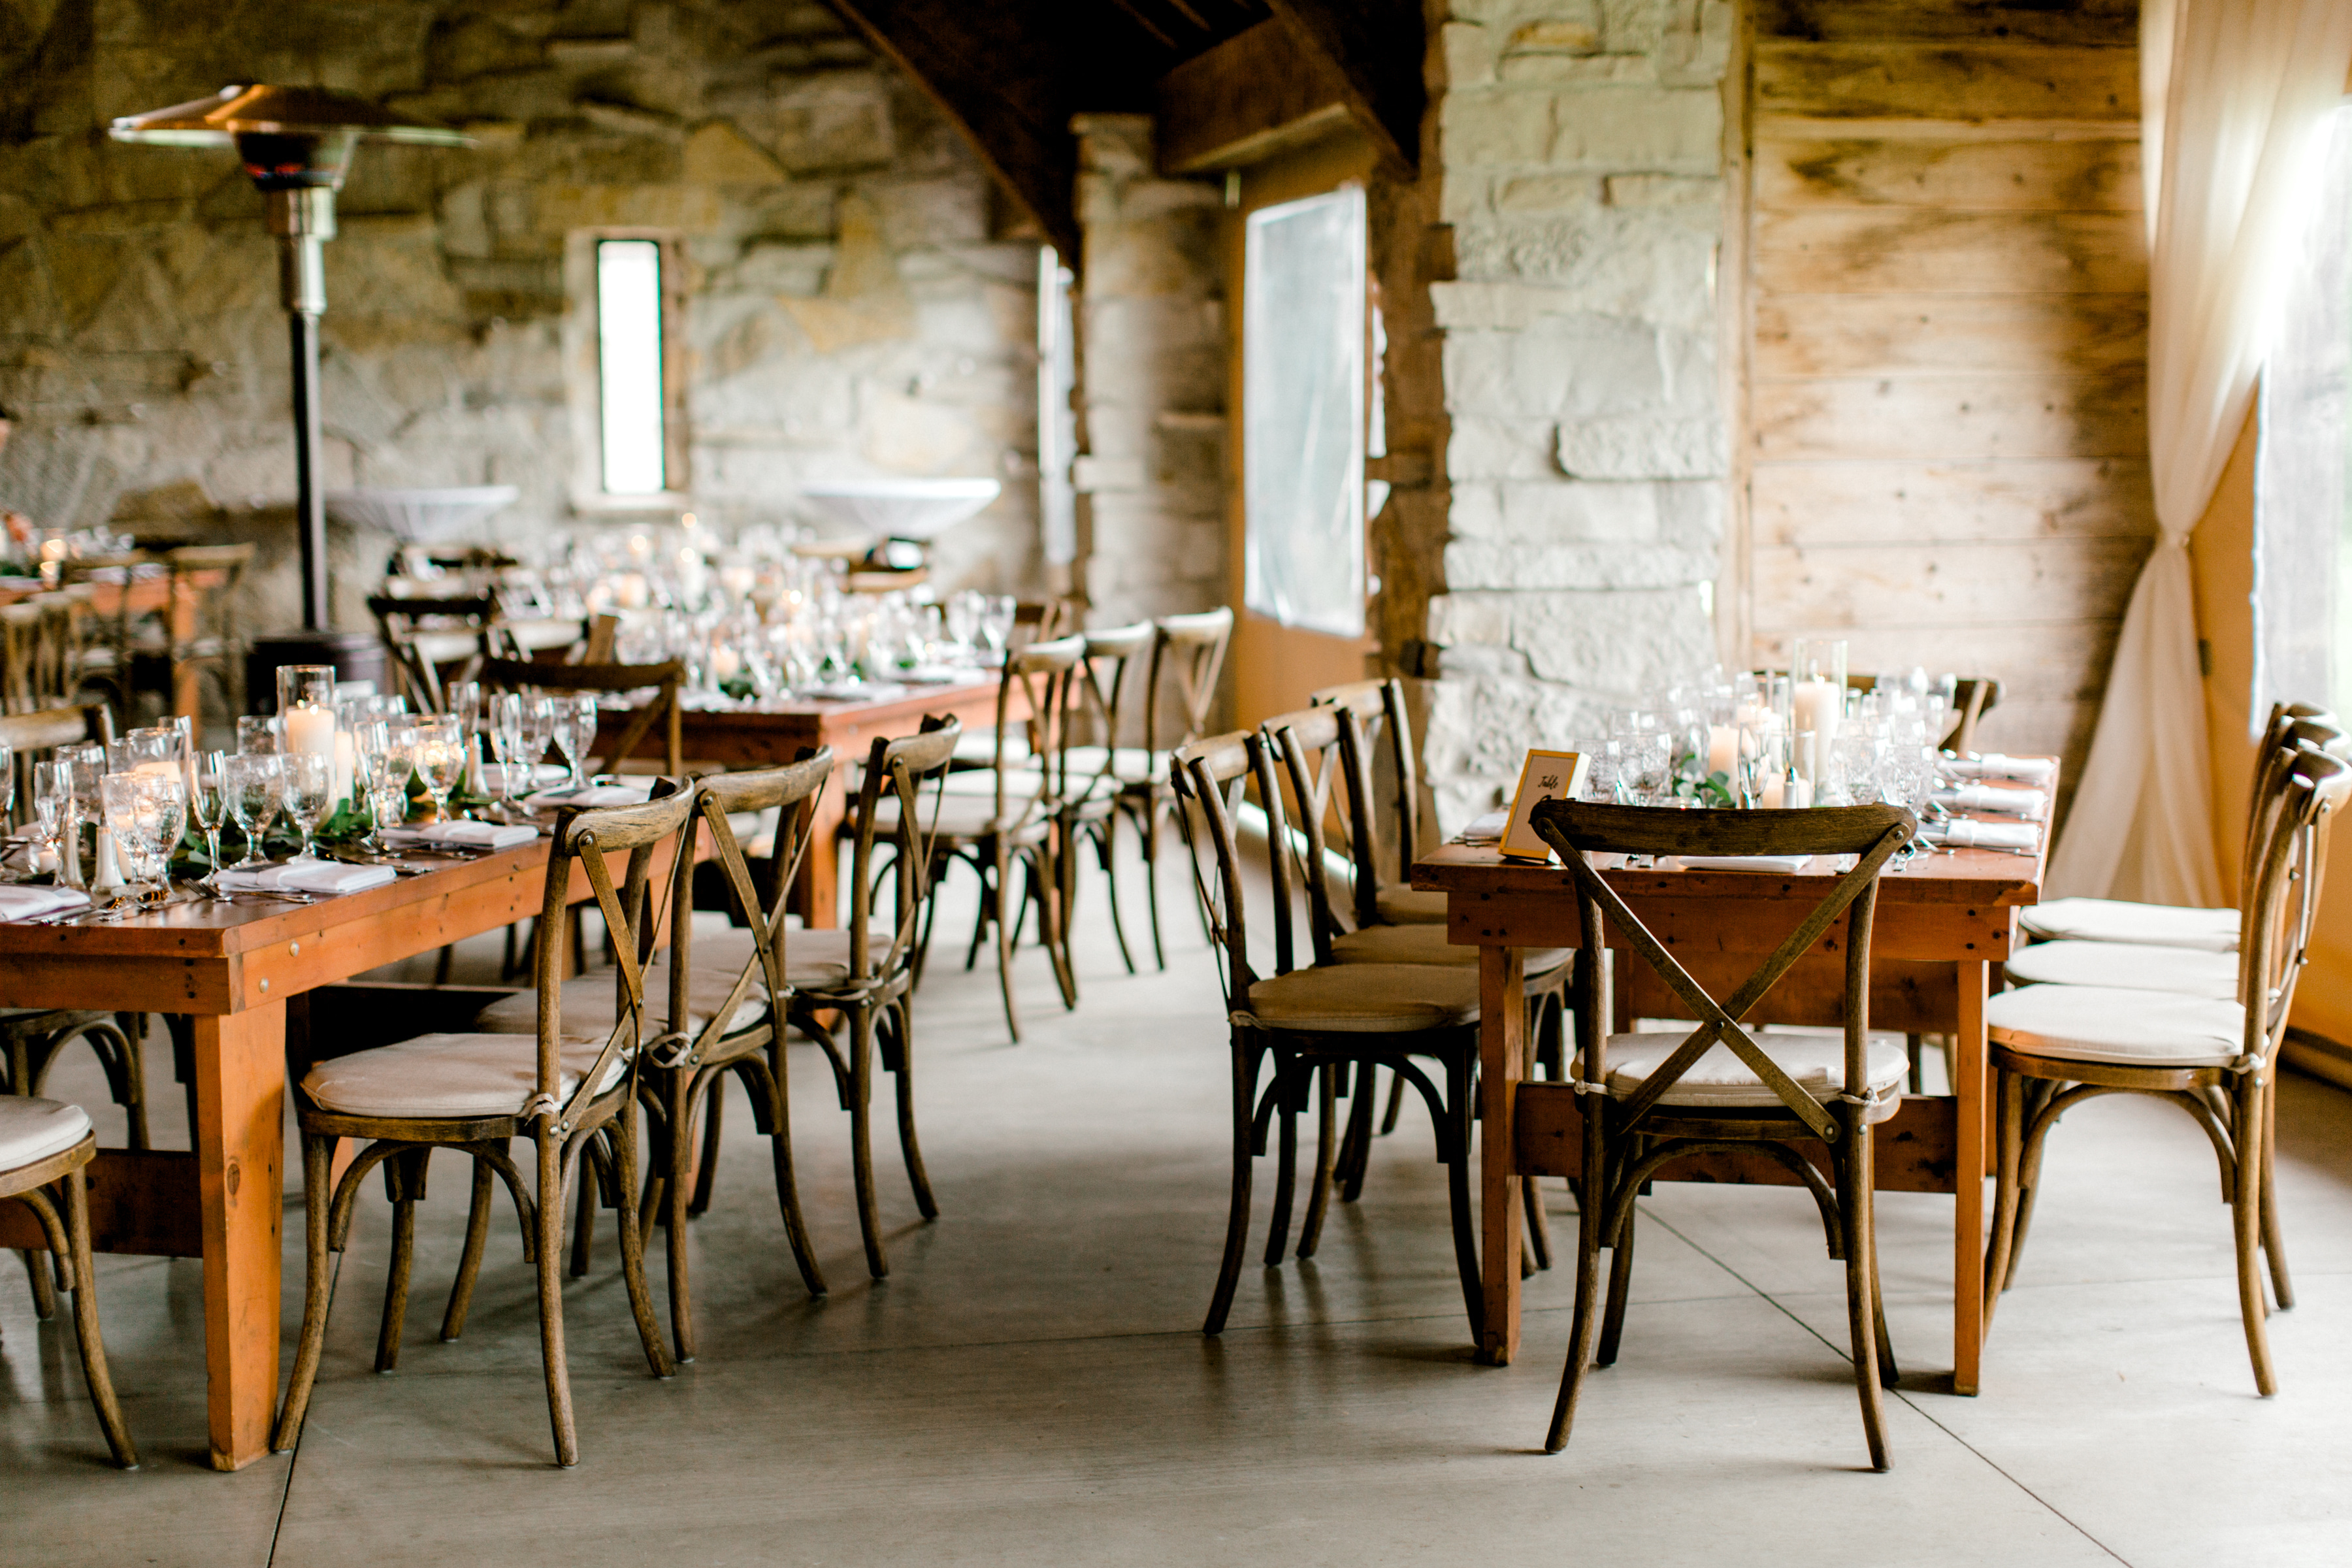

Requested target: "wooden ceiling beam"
[
  {"left": 1262, "top": 0, "right": 1424, "bottom": 174},
  {"left": 1155, "top": 18, "right": 1355, "bottom": 174}
]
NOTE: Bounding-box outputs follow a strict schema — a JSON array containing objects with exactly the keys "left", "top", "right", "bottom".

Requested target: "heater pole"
[{"left": 270, "top": 186, "right": 334, "bottom": 632}]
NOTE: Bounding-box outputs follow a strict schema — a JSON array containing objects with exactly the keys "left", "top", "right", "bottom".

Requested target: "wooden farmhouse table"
[
  {"left": 1413, "top": 792, "right": 2050, "bottom": 1395},
  {"left": 0, "top": 834, "right": 689, "bottom": 1471},
  {"left": 0, "top": 566, "right": 227, "bottom": 719},
  {"left": 620, "top": 675, "right": 1018, "bottom": 925}
]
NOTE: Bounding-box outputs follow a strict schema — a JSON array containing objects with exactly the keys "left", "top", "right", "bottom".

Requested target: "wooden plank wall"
[{"left": 1742, "top": 0, "right": 2152, "bottom": 794}]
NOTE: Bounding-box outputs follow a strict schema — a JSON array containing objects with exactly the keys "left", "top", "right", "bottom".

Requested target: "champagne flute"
[
  {"left": 549, "top": 696, "right": 581, "bottom": 790},
  {"left": 413, "top": 716, "right": 464, "bottom": 823},
  {"left": 570, "top": 695, "right": 600, "bottom": 786},
  {"left": 32, "top": 759, "right": 70, "bottom": 869},
  {"left": 520, "top": 696, "right": 556, "bottom": 787},
  {"left": 188, "top": 749, "right": 229, "bottom": 892},
  {"left": 282, "top": 752, "right": 335, "bottom": 862},
  {"left": 224, "top": 753, "right": 282, "bottom": 868}
]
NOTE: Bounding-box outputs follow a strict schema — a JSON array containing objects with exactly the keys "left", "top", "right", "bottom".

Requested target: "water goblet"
[
  {"left": 188, "top": 749, "right": 229, "bottom": 891},
  {"left": 282, "top": 752, "right": 335, "bottom": 862},
  {"left": 235, "top": 714, "right": 278, "bottom": 755},
  {"left": 224, "top": 753, "right": 282, "bottom": 868},
  {"left": 413, "top": 716, "right": 465, "bottom": 823}
]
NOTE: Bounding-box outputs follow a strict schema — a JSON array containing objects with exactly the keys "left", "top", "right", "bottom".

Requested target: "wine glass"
[
  {"left": 224, "top": 753, "right": 282, "bottom": 868},
  {"left": 32, "top": 759, "right": 70, "bottom": 869},
  {"left": 549, "top": 697, "right": 581, "bottom": 790},
  {"left": 363, "top": 724, "right": 415, "bottom": 849},
  {"left": 187, "top": 750, "right": 229, "bottom": 892},
  {"left": 235, "top": 715, "right": 278, "bottom": 755},
  {"left": 412, "top": 716, "right": 464, "bottom": 823},
  {"left": 570, "top": 695, "right": 600, "bottom": 786},
  {"left": 144, "top": 773, "right": 187, "bottom": 903},
  {"left": 446, "top": 678, "right": 482, "bottom": 734},
  {"left": 282, "top": 752, "right": 335, "bottom": 862},
  {"left": 520, "top": 696, "right": 556, "bottom": 788}
]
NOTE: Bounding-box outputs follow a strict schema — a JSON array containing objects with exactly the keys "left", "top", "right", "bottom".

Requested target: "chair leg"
[
  {"left": 1296, "top": 1064, "right": 1337, "bottom": 1260},
  {"left": 1262, "top": 1067, "right": 1299, "bottom": 1269},
  {"left": 885, "top": 998, "right": 938, "bottom": 1220},
  {"left": 272, "top": 1132, "right": 336, "bottom": 1452},
  {"left": 1096, "top": 815, "right": 1137, "bottom": 975},
  {"left": 1139, "top": 804, "right": 1167, "bottom": 971},
  {"left": 612, "top": 1105, "right": 675, "bottom": 1380},
  {"left": 61, "top": 1169, "right": 137, "bottom": 1467},
  {"left": 1593, "top": 1196, "right": 1637, "bottom": 1367},
  {"left": 1841, "top": 1120, "right": 1891, "bottom": 1471},
  {"left": 688, "top": 1080, "right": 725, "bottom": 1217},
  {"left": 992, "top": 847, "right": 1023, "bottom": 1044},
  {"left": 761, "top": 1051, "right": 828, "bottom": 1299},
  {"left": 662, "top": 1071, "right": 699, "bottom": 1363},
  {"left": 2259, "top": 1082, "right": 2294, "bottom": 1311},
  {"left": 2004, "top": 1082, "right": 2066, "bottom": 1286},
  {"left": 1522, "top": 1174, "right": 1554, "bottom": 1272},
  {"left": 535, "top": 1132, "right": 580, "bottom": 1467},
  {"left": 2234, "top": 1083, "right": 2278, "bottom": 1396},
  {"left": 1335, "top": 1066, "right": 1375, "bottom": 1204},
  {"left": 1380, "top": 1067, "right": 1406, "bottom": 1135},
  {"left": 21, "top": 1243, "right": 57, "bottom": 1318},
  {"left": 1544, "top": 1109, "right": 1608, "bottom": 1454},
  {"left": 1444, "top": 1050, "right": 1483, "bottom": 1332},
  {"left": 1203, "top": 1039, "right": 1261, "bottom": 1336},
  {"left": 568, "top": 1151, "right": 598, "bottom": 1279},
  {"left": 433, "top": 943, "right": 454, "bottom": 986},
  {"left": 1906, "top": 1032, "right": 1925, "bottom": 1094},
  {"left": 849, "top": 1004, "right": 889, "bottom": 1279},
  {"left": 1984, "top": 1065, "right": 2026, "bottom": 1318},
  {"left": 442, "top": 1155, "right": 495, "bottom": 1342},
  {"left": 374, "top": 1150, "right": 425, "bottom": 1373}
]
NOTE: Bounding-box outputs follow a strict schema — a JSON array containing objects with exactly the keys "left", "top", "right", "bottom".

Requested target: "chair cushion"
[
  {"left": 1375, "top": 886, "right": 1450, "bottom": 925},
  {"left": 871, "top": 791, "right": 1051, "bottom": 841},
  {"left": 2003, "top": 939, "right": 2238, "bottom": 1000},
  {"left": 1602, "top": 1030, "right": 1909, "bottom": 1111},
  {"left": 687, "top": 923, "right": 900, "bottom": 990},
  {"left": 302, "top": 1034, "right": 630, "bottom": 1119},
  {"left": 1245, "top": 964, "right": 1480, "bottom": 1034},
  {"left": 0, "top": 1096, "right": 92, "bottom": 1171},
  {"left": 1328, "top": 923, "right": 1571, "bottom": 977},
  {"left": 1062, "top": 745, "right": 1164, "bottom": 784},
  {"left": 2017, "top": 897, "right": 2238, "bottom": 952},
  {"left": 472, "top": 963, "right": 768, "bottom": 1039},
  {"left": 1984, "top": 983, "right": 2246, "bottom": 1068},
  {"left": 951, "top": 729, "right": 1028, "bottom": 768}
]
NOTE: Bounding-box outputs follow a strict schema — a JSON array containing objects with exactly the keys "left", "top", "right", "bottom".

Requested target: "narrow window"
[{"left": 596, "top": 238, "right": 668, "bottom": 496}]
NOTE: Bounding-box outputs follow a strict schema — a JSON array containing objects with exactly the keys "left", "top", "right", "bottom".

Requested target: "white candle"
[
  {"left": 614, "top": 572, "right": 650, "bottom": 610},
  {"left": 1757, "top": 772, "right": 1784, "bottom": 809},
  {"left": 708, "top": 643, "right": 742, "bottom": 681},
  {"left": 1707, "top": 724, "right": 1737, "bottom": 777},
  {"left": 678, "top": 547, "right": 708, "bottom": 606},
  {"left": 1793, "top": 679, "right": 1842, "bottom": 750},
  {"left": 284, "top": 705, "right": 335, "bottom": 759}
]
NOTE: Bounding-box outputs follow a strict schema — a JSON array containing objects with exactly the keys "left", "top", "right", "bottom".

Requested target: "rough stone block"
[
  {"left": 1443, "top": 315, "right": 1712, "bottom": 421},
  {"left": 1498, "top": 53, "right": 1657, "bottom": 85},
  {"left": 1446, "top": 415, "right": 1564, "bottom": 482},
  {"left": 1442, "top": 21, "right": 1498, "bottom": 86},
  {"left": 1449, "top": 212, "right": 1719, "bottom": 329},
  {"left": 1494, "top": 174, "right": 1603, "bottom": 214},
  {"left": 1442, "top": 90, "right": 1554, "bottom": 167},
  {"left": 1605, "top": 173, "right": 1721, "bottom": 207},
  {"left": 1443, "top": 538, "right": 1719, "bottom": 593},
  {"left": 1547, "top": 87, "right": 1720, "bottom": 173},
  {"left": 1449, "top": 476, "right": 1722, "bottom": 547},
  {"left": 1555, "top": 414, "right": 1726, "bottom": 479}
]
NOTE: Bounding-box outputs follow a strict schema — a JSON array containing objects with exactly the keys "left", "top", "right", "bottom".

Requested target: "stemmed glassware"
[
  {"left": 519, "top": 697, "right": 556, "bottom": 788},
  {"left": 282, "top": 752, "right": 336, "bottom": 862},
  {"left": 570, "top": 696, "right": 599, "bottom": 787},
  {"left": 31, "top": 759, "right": 69, "bottom": 874},
  {"left": 187, "top": 749, "right": 229, "bottom": 893},
  {"left": 549, "top": 696, "right": 581, "bottom": 789},
  {"left": 99, "top": 772, "right": 183, "bottom": 913},
  {"left": 412, "top": 716, "right": 465, "bottom": 824},
  {"left": 358, "top": 723, "right": 415, "bottom": 851},
  {"left": 224, "top": 753, "right": 282, "bottom": 868}
]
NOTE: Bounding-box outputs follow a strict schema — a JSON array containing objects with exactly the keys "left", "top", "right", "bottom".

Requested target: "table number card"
[{"left": 1499, "top": 748, "right": 1590, "bottom": 861}]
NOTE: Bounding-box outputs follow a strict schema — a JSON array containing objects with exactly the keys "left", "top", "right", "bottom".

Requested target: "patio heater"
[{"left": 110, "top": 86, "right": 472, "bottom": 698}]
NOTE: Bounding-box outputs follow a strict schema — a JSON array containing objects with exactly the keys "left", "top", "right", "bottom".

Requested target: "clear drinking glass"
[
  {"left": 282, "top": 752, "right": 335, "bottom": 861},
  {"left": 520, "top": 696, "right": 556, "bottom": 785},
  {"left": 412, "top": 716, "right": 464, "bottom": 823},
  {"left": 445, "top": 678, "right": 482, "bottom": 731},
  {"left": 225, "top": 753, "right": 282, "bottom": 868},
  {"left": 570, "top": 695, "right": 599, "bottom": 785},
  {"left": 236, "top": 715, "right": 278, "bottom": 755},
  {"left": 0, "top": 741, "right": 14, "bottom": 830},
  {"left": 188, "top": 749, "right": 229, "bottom": 890},
  {"left": 549, "top": 698, "right": 581, "bottom": 789},
  {"left": 32, "top": 759, "right": 70, "bottom": 862}
]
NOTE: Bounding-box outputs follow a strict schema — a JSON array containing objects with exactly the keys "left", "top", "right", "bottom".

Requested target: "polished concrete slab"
[{"left": 7, "top": 862, "right": 2351, "bottom": 1565}]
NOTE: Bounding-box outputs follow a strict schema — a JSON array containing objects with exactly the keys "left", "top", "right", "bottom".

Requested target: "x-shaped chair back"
[
  {"left": 531, "top": 786, "right": 694, "bottom": 1135},
  {"left": 842, "top": 717, "right": 962, "bottom": 987},
  {"left": 1530, "top": 800, "right": 1916, "bottom": 1143},
  {"left": 1077, "top": 621, "right": 1153, "bottom": 786},
  {"left": 982, "top": 634, "right": 1086, "bottom": 834},
  {"left": 1312, "top": 677, "right": 1420, "bottom": 896},
  {"left": 1144, "top": 608, "right": 1233, "bottom": 756},
  {"left": 657, "top": 751, "right": 834, "bottom": 1068},
  {"left": 1171, "top": 729, "right": 1298, "bottom": 1005},
  {"left": 371, "top": 593, "right": 497, "bottom": 713},
  {"left": 481, "top": 655, "right": 685, "bottom": 777},
  {"left": 2238, "top": 747, "right": 2352, "bottom": 1077},
  {"left": 1262, "top": 705, "right": 1365, "bottom": 965}
]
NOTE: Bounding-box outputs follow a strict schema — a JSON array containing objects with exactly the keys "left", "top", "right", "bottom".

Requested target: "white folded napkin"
[
  {"left": 900, "top": 664, "right": 978, "bottom": 684},
  {"left": 528, "top": 783, "right": 653, "bottom": 808},
  {"left": 1936, "top": 784, "right": 2048, "bottom": 820},
  {"left": 1942, "top": 753, "right": 2057, "bottom": 784},
  {"left": 1672, "top": 853, "right": 1814, "bottom": 874},
  {"left": 1458, "top": 809, "right": 1509, "bottom": 843},
  {"left": 1925, "top": 819, "right": 2040, "bottom": 851},
  {"left": 384, "top": 821, "right": 541, "bottom": 850},
  {"left": 800, "top": 681, "right": 906, "bottom": 702},
  {"left": 218, "top": 860, "right": 399, "bottom": 894},
  {"left": 0, "top": 885, "right": 91, "bottom": 921}
]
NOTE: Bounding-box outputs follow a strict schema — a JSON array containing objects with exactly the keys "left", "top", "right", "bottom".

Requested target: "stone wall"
[
  {"left": 1067, "top": 115, "right": 1226, "bottom": 630},
  {"left": 0, "top": 0, "right": 1042, "bottom": 635},
  {"left": 1417, "top": 0, "right": 1733, "bottom": 826}
]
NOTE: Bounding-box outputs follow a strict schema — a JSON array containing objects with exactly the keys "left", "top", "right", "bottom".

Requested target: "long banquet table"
[
  {"left": 0, "top": 834, "right": 691, "bottom": 1470},
  {"left": 1413, "top": 785, "right": 2050, "bottom": 1395}
]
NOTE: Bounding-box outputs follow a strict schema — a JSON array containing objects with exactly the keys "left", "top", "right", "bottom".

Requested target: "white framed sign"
[{"left": 1500, "top": 749, "right": 1590, "bottom": 862}]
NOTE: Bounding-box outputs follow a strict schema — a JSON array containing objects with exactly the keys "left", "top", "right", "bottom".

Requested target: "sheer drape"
[{"left": 2047, "top": 0, "right": 2352, "bottom": 903}]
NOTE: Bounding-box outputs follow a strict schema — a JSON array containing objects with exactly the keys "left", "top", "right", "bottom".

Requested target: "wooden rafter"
[{"left": 1262, "top": 0, "right": 1423, "bottom": 173}]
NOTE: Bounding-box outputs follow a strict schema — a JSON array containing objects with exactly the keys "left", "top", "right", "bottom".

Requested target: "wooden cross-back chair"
[
  {"left": 922, "top": 634, "right": 1087, "bottom": 1042},
  {"left": 131, "top": 542, "right": 254, "bottom": 723},
  {"left": 274, "top": 787, "right": 694, "bottom": 1469},
  {"left": 1109, "top": 606, "right": 1233, "bottom": 970},
  {"left": 1, "top": 1098, "right": 137, "bottom": 1466},
  {"left": 371, "top": 592, "right": 498, "bottom": 714},
  {"left": 1064, "top": 621, "right": 1154, "bottom": 972},
  {"left": 480, "top": 655, "right": 683, "bottom": 777},
  {"left": 1171, "top": 730, "right": 1486, "bottom": 1337},
  {"left": 1527, "top": 798, "right": 1918, "bottom": 1470},
  {"left": 789, "top": 717, "right": 961, "bottom": 1278},
  {"left": 1984, "top": 745, "right": 2352, "bottom": 1397},
  {"left": 60, "top": 554, "right": 146, "bottom": 720},
  {"left": 1311, "top": 677, "right": 1446, "bottom": 927}
]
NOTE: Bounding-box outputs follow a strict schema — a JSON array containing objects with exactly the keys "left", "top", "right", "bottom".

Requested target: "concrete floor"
[{"left": 7, "top": 862, "right": 2352, "bottom": 1566}]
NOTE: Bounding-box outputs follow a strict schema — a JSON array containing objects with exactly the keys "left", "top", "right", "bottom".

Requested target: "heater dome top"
[{"left": 109, "top": 86, "right": 472, "bottom": 149}]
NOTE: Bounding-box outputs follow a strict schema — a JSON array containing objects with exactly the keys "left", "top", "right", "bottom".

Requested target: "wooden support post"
[
  {"left": 193, "top": 1003, "right": 286, "bottom": 1472},
  {"left": 1953, "top": 959, "right": 1989, "bottom": 1396},
  {"left": 1478, "top": 943, "right": 1524, "bottom": 1365}
]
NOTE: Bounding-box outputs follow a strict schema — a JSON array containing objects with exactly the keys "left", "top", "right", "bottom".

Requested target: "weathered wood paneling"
[
  {"left": 1754, "top": 137, "right": 2140, "bottom": 212},
  {"left": 1748, "top": 619, "right": 2127, "bottom": 705},
  {"left": 1752, "top": 372, "right": 2148, "bottom": 463},
  {"left": 1755, "top": 294, "right": 2148, "bottom": 378},
  {"left": 1751, "top": 458, "right": 2154, "bottom": 546},
  {"left": 1752, "top": 0, "right": 2136, "bottom": 50},
  {"left": 1752, "top": 537, "right": 2148, "bottom": 628},
  {"left": 1756, "top": 209, "right": 2146, "bottom": 294},
  {"left": 1756, "top": 42, "right": 2138, "bottom": 122}
]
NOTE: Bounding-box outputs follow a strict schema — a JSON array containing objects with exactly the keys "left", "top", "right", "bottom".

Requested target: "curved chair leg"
[
  {"left": 688, "top": 1079, "right": 725, "bottom": 1217},
  {"left": 663, "top": 1070, "right": 700, "bottom": 1363},
  {"left": 1096, "top": 815, "right": 1137, "bottom": 975},
  {"left": 849, "top": 1005, "right": 889, "bottom": 1279},
  {"left": 1137, "top": 802, "right": 1167, "bottom": 971},
  {"left": 1335, "top": 1066, "right": 1375, "bottom": 1204},
  {"left": 272, "top": 1132, "right": 336, "bottom": 1452},
  {"left": 1203, "top": 1039, "right": 1261, "bottom": 1336},
  {"left": 992, "top": 847, "right": 1023, "bottom": 1044},
  {"left": 534, "top": 1132, "right": 580, "bottom": 1467},
  {"left": 1296, "top": 1065, "right": 1337, "bottom": 1260},
  {"left": 1984, "top": 1066, "right": 2026, "bottom": 1313},
  {"left": 1841, "top": 1119, "right": 1890, "bottom": 1471},
  {"left": 1593, "top": 1196, "right": 1637, "bottom": 1367},
  {"left": 1545, "top": 1117, "right": 1607, "bottom": 1454},
  {"left": 374, "top": 1149, "right": 427, "bottom": 1373},
  {"left": 568, "top": 1147, "right": 598, "bottom": 1279},
  {"left": 1261, "top": 1062, "right": 1299, "bottom": 1268},
  {"left": 2004, "top": 1082, "right": 2070, "bottom": 1286},
  {"left": 611, "top": 1101, "right": 674, "bottom": 1381},
  {"left": 1444, "top": 1051, "right": 1483, "bottom": 1332},
  {"left": 59, "top": 1170, "right": 137, "bottom": 1467},
  {"left": 442, "top": 1155, "right": 495, "bottom": 1342},
  {"left": 1522, "top": 1175, "right": 1554, "bottom": 1273},
  {"left": 759, "top": 1051, "right": 828, "bottom": 1298},
  {"left": 1380, "top": 1068, "right": 1406, "bottom": 1135},
  {"left": 2234, "top": 1083, "right": 2278, "bottom": 1395},
  {"left": 885, "top": 998, "right": 938, "bottom": 1220},
  {"left": 2259, "top": 1083, "right": 2293, "bottom": 1310},
  {"left": 20, "top": 1243, "right": 57, "bottom": 1318}
]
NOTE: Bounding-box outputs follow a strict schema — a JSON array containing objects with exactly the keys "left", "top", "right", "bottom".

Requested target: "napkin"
[
  {"left": 1672, "top": 854, "right": 1814, "bottom": 874},
  {"left": 800, "top": 681, "right": 906, "bottom": 702},
  {"left": 900, "top": 664, "right": 978, "bottom": 685},
  {"left": 1936, "top": 783, "right": 2048, "bottom": 820},
  {"left": 1458, "top": 809, "right": 1509, "bottom": 844},
  {"left": 1925, "top": 819, "right": 2040, "bottom": 851},
  {"left": 1942, "top": 753, "right": 2057, "bottom": 785},
  {"left": 0, "top": 885, "right": 91, "bottom": 921},
  {"left": 384, "top": 821, "right": 541, "bottom": 850},
  {"left": 528, "top": 783, "right": 653, "bottom": 808},
  {"left": 219, "top": 860, "right": 399, "bottom": 894}
]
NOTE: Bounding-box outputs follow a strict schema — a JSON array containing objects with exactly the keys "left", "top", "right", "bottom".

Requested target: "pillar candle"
[
  {"left": 709, "top": 643, "right": 742, "bottom": 682},
  {"left": 283, "top": 704, "right": 335, "bottom": 759},
  {"left": 1757, "top": 772, "right": 1784, "bottom": 809},
  {"left": 1793, "top": 678, "right": 1842, "bottom": 750},
  {"left": 1707, "top": 724, "right": 1737, "bottom": 777}
]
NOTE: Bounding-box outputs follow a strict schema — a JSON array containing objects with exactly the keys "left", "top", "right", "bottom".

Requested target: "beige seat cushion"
[
  {"left": 1602, "top": 1030, "right": 1908, "bottom": 1113},
  {"left": 0, "top": 1096, "right": 91, "bottom": 1170},
  {"left": 2004, "top": 939, "right": 2238, "bottom": 1000},
  {"left": 1062, "top": 745, "right": 1164, "bottom": 785},
  {"left": 687, "top": 923, "right": 900, "bottom": 990},
  {"left": 472, "top": 962, "right": 769, "bottom": 1039},
  {"left": 2017, "top": 897, "right": 2238, "bottom": 952},
  {"left": 1375, "top": 886, "right": 1449, "bottom": 925},
  {"left": 1985, "top": 983, "right": 2246, "bottom": 1069},
  {"left": 1329, "top": 923, "right": 1571, "bottom": 977},
  {"left": 302, "top": 1034, "right": 629, "bottom": 1120},
  {"left": 1245, "top": 964, "right": 1480, "bottom": 1034},
  {"left": 870, "top": 790, "right": 1051, "bottom": 842}
]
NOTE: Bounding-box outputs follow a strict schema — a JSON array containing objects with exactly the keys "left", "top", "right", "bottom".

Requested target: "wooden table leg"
[
  {"left": 1952, "top": 960, "right": 1988, "bottom": 1396},
  {"left": 1477, "top": 944, "right": 1525, "bottom": 1365},
  {"left": 795, "top": 770, "right": 846, "bottom": 930},
  {"left": 192, "top": 1003, "right": 287, "bottom": 1471}
]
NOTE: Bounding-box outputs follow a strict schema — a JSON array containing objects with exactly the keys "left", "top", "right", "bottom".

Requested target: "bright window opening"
[{"left": 596, "top": 238, "right": 668, "bottom": 495}]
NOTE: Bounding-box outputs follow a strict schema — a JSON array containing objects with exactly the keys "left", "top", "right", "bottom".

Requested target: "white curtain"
[{"left": 2048, "top": 0, "right": 2352, "bottom": 904}]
